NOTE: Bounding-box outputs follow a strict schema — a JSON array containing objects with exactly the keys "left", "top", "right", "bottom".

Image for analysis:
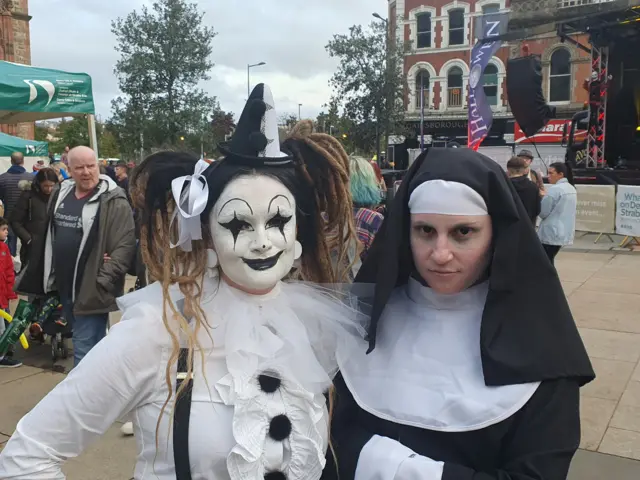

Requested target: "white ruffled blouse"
[{"left": 0, "top": 276, "right": 364, "bottom": 480}]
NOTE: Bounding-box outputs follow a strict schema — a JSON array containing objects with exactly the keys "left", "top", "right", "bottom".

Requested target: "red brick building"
[
  {"left": 0, "top": 0, "right": 33, "bottom": 139},
  {"left": 389, "top": 0, "right": 592, "bottom": 141}
]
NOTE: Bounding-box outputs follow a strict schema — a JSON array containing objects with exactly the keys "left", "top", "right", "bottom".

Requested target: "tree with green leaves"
[
  {"left": 326, "top": 21, "right": 408, "bottom": 157},
  {"left": 110, "top": 0, "right": 220, "bottom": 155},
  {"left": 48, "top": 117, "right": 122, "bottom": 157},
  {"left": 34, "top": 124, "right": 49, "bottom": 143}
]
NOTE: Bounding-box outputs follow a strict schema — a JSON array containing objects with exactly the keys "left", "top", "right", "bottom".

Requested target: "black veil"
[{"left": 356, "top": 148, "right": 594, "bottom": 386}]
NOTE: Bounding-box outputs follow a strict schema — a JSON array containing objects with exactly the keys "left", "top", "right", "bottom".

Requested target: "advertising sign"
[
  {"left": 514, "top": 119, "right": 587, "bottom": 144},
  {"left": 575, "top": 185, "right": 616, "bottom": 234},
  {"left": 616, "top": 185, "right": 640, "bottom": 236},
  {"left": 467, "top": 12, "right": 508, "bottom": 150}
]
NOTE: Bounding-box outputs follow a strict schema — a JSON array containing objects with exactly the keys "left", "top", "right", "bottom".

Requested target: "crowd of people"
[
  {"left": 0, "top": 84, "right": 590, "bottom": 480},
  {"left": 0, "top": 149, "right": 136, "bottom": 368}
]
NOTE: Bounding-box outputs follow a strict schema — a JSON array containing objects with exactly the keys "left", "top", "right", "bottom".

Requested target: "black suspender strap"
[{"left": 174, "top": 347, "right": 193, "bottom": 480}]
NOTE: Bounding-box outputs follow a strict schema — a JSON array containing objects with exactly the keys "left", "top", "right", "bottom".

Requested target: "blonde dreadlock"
[
  {"left": 284, "top": 120, "right": 357, "bottom": 283},
  {"left": 130, "top": 152, "right": 211, "bottom": 458}
]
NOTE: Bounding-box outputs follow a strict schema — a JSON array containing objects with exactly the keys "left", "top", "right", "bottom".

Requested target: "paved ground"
[{"left": 2, "top": 255, "right": 640, "bottom": 478}]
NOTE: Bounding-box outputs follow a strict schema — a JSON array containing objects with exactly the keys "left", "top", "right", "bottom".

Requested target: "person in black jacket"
[
  {"left": 0, "top": 152, "right": 35, "bottom": 256},
  {"left": 507, "top": 156, "right": 541, "bottom": 225},
  {"left": 9, "top": 168, "right": 59, "bottom": 267}
]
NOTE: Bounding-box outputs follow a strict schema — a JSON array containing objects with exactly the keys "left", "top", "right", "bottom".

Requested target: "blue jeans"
[
  {"left": 60, "top": 295, "right": 108, "bottom": 368},
  {"left": 6, "top": 230, "right": 17, "bottom": 257}
]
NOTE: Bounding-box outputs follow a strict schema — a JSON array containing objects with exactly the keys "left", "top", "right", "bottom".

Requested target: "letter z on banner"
[{"left": 468, "top": 13, "right": 508, "bottom": 150}]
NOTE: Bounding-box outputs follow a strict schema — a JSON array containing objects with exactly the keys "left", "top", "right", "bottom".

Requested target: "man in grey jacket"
[{"left": 43, "top": 146, "right": 136, "bottom": 366}]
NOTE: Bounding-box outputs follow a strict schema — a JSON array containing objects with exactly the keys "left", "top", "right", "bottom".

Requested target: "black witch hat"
[
  {"left": 218, "top": 83, "right": 293, "bottom": 167},
  {"left": 356, "top": 148, "right": 595, "bottom": 387}
]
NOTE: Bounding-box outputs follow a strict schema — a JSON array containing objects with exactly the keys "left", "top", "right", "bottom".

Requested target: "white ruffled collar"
[
  {"left": 119, "top": 277, "right": 366, "bottom": 480},
  {"left": 206, "top": 279, "right": 364, "bottom": 479}
]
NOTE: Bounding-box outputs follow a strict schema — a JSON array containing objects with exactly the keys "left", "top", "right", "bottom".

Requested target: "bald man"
[{"left": 16, "top": 146, "right": 136, "bottom": 367}]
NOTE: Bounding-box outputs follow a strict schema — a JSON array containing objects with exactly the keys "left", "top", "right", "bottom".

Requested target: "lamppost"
[
  {"left": 298, "top": 103, "right": 302, "bottom": 120},
  {"left": 372, "top": 13, "right": 389, "bottom": 167},
  {"left": 247, "top": 62, "right": 266, "bottom": 97}
]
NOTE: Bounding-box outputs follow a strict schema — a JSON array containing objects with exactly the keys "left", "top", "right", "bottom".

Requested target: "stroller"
[{"left": 28, "top": 294, "right": 72, "bottom": 361}]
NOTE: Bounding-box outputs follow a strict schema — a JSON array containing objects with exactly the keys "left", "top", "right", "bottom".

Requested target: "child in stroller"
[{"left": 28, "top": 293, "right": 72, "bottom": 361}]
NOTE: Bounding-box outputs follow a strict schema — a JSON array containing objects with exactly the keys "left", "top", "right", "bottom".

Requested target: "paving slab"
[
  {"left": 581, "top": 275, "right": 640, "bottom": 295},
  {"left": 578, "top": 328, "right": 640, "bottom": 363},
  {"left": 570, "top": 290, "right": 640, "bottom": 334},
  {"left": 0, "top": 371, "right": 65, "bottom": 436},
  {"left": 599, "top": 428, "right": 640, "bottom": 461},
  {"left": 0, "top": 365, "right": 48, "bottom": 385},
  {"left": 579, "top": 396, "right": 618, "bottom": 451},
  {"left": 568, "top": 449, "right": 640, "bottom": 480},
  {"left": 61, "top": 424, "right": 137, "bottom": 480},
  {"left": 581, "top": 358, "right": 636, "bottom": 401}
]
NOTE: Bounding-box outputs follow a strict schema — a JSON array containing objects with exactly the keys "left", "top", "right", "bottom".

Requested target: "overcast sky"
[{"left": 29, "top": 0, "right": 388, "bottom": 122}]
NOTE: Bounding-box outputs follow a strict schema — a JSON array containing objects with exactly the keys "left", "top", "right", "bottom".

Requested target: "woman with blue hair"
[{"left": 349, "top": 156, "right": 384, "bottom": 263}]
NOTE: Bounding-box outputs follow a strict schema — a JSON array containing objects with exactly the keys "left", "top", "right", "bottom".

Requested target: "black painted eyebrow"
[
  {"left": 268, "top": 194, "right": 292, "bottom": 212},
  {"left": 218, "top": 198, "right": 253, "bottom": 216}
]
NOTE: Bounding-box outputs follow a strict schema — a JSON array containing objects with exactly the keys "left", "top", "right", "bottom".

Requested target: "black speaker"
[{"left": 507, "top": 55, "right": 556, "bottom": 138}]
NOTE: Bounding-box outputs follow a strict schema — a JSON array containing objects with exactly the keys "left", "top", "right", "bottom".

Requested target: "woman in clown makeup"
[{"left": 0, "top": 85, "right": 366, "bottom": 480}]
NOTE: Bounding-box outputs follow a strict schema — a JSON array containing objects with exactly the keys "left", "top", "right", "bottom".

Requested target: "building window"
[
  {"left": 416, "top": 13, "right": 432, "bottom": 49},
  {"left": 448, "top": 66, "right": 463, "bottom": 107},
  {"left": 416, "top": 70, "right": 430, "bottom": 110},
  {"left": 449, "top": 9, "right": 465, "bottom": 46},
  {"left": 549, "top": 48, "right": 571, "bottom": 102},
  {"left": 483, "top": 64, "right": 499, "bottom": 106},
  {"left": 482, "top": 4, "right": 500, "bottom": 15}
]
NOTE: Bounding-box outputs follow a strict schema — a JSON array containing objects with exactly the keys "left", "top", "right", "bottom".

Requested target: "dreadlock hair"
[
  {"left": 281, "top": 120, "right": 357, "bottom": 283},
  {"left": 129, "top": 151, "right": 211, "bottom": 457}
]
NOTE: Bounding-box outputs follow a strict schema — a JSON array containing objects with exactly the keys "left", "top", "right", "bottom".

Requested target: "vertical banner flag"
[{"left": 468, "top": 13, "right": 508, "bottom": 150}]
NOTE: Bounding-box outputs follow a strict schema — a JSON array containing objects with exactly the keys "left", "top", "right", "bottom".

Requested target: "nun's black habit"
[{"left": 324, "top": 149, "right": 594, "bottom": 480}]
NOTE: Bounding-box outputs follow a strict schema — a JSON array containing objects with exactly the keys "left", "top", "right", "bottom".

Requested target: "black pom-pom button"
[
  {"left": 264, "top": 472, "right": 286, "bottom": 480},
  {"left": 258, "top": 373, "right": 281, "bottom": 393},
  {"left": 268, "top": 414, "right": 292, "bottom": 441},
  {"left": 249, "top": 131, "right": 269, "bottom": 152}
]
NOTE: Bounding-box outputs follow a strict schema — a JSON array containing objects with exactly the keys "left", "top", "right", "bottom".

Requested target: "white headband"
[{"left": 408, "top": 180, "right": 488, "bottom": 216}]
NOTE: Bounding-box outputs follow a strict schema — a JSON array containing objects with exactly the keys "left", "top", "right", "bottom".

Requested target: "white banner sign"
[
  {"left": 615, "top": 185, "right": 640, "bottom": 236},
  {"left": 575, "top": 185, "right": 616, "bottom": 234}
]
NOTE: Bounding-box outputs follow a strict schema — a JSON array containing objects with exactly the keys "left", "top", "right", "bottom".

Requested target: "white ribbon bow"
[{"left": 170, "top": 159, "right": 210, "bottom": 251}]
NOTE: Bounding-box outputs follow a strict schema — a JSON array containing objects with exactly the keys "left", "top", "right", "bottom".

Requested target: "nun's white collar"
[{"left": 340, "top": 278, "right": 541, "bottom": 432}]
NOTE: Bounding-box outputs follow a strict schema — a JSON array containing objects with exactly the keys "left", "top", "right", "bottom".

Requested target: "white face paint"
[{"left": 209, "top": 174, "right": 297, "bottom": 292}]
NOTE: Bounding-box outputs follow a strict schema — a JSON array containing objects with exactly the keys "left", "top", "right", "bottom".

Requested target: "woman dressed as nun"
[
  {"left": 0, "top": 85, "right": 365, "bottom": 480},
  {"left": 324, "top": 148, "right": 595, "bottom": 480}
]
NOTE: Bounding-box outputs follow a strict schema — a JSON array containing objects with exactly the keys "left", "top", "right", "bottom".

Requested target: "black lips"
[{"left": 242, "top": 251, "right": 283, "bottom": 271}]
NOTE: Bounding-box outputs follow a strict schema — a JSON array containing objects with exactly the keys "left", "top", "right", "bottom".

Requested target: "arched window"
[
  {"left": 448, "top": 66, "right": 463, "bottom": 107},
  {"left": 449, "top": 9, "right": 465, "bottom": 46},
  {"left": 483, "top": 64, "right": 499, "bottom": 106},
  {"left": 416, "top": 13, "right": 432, "bottom": 49},
  {"left": 416, "top": 70, "right": 430, "bottom": 110},
  {"left": 549, "top": 48, "right": 571, "bottom": 102},
  {"left": 482, "top": 4, "right": 500, "bottom": 15}
]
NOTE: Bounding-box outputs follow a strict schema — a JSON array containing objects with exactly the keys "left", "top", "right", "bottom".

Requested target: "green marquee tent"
[
  {"left": 0, "top": 61, "right": 99, "bottom": 156},
  {"left": 0, "top": 131, "right": 48, "bottom": 157},
  {"left": 0, "top": 61, "right": 95, "bottom": 122}
]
